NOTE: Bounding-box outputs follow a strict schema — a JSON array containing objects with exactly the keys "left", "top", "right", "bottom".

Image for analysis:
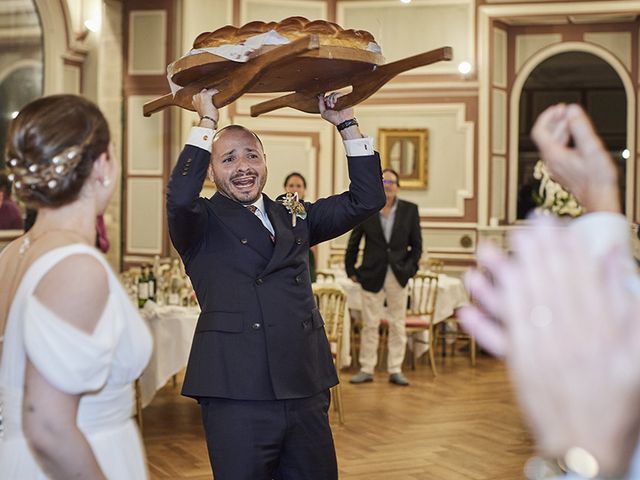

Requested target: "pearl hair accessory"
[{"left": 8, "top": 145, "right": 83, "bottom": 191}]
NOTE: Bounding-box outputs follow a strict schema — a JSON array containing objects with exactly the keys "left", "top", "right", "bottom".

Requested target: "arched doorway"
[
  {"left": 0, "top": 0, "right": 43, "bottom": 167},
  {"left": 516, "top": 51, "right": 627, "bottom": 219}
]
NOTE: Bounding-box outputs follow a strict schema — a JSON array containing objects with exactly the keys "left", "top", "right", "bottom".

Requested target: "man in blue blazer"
[{"left": 166, "top": 88, "right": 385, "bottom": 480}]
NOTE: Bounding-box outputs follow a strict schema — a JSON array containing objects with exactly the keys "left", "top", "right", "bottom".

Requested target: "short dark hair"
[
  {"left": 213, "top": 124, "right": 264, "bottom": 151},
  {"left": 6, "top": 94, "right": 110, "bottom": 208},
  {"left": 0, "top": 172, "right": 12, "bottom": 197},
  {"left": 283, "top": 172, "right": 307, "bottom": 189},
  {"left": 382, "top": 168, "right": 400, "bottom": 187}
]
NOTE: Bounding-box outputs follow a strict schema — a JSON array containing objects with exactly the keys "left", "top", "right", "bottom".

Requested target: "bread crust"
[{"left": 193, "top": 16, "right": 378, "bottom": 51}]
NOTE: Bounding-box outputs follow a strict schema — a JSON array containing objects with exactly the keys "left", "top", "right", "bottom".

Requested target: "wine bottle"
[
  {"left": 137, "top": 265, "right": 149, "bottom": 308},
  {"left": 147, "top": 264, "right": 156, "bottom": 302}
]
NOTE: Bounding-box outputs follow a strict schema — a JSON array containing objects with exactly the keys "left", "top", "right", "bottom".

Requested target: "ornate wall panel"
[
  {"left": 128, "top": 10, "right": 167, "bottom": 75},
  {"left": 490, "top": 155, "right": 506, "bottom": 222},
  {"left": 337, "top": 0, "right": 474, "bottom": 75},
  {"left": 126, "top": 178, "right": 164, "bottom": 255},
  {"left": 127, "top": 95, "right": 164, "bottom": 175},
  {"left": 493, "top": 27, "right": 507, "bottom": 88},
  {"left": 515, "top": 34, "right": 562, "bottom": 72},
  {"left": 334, "top": 103, "right": 474, "bottom": 218}
]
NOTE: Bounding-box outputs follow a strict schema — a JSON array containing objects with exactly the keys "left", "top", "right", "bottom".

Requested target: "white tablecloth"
[
  {"left": 319, "top": 271, "right": 469, "bottom": 362},
  {"left": 138, "top": 303, "right": 199, "bottom": 407}
]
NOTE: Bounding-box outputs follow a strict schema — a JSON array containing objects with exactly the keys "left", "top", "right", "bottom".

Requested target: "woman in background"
[
  {"left": 0, "top": 94, "right": 152, "bottom": 479},
  {"left": 284, "top": 171, "right": 317, "bottom": 282}
]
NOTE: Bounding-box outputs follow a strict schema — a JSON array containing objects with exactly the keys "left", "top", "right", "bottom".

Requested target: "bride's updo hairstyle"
[{"left": 5, "top": 94, "right": 110, "bottom": 208}]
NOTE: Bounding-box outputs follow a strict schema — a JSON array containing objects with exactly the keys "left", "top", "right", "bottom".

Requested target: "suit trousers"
[
  {"left": 359, "top": 269, "right": 408, "bottom": 374},
  {"left": 199, "top": 390, "right": 338, "bottom": 480}
]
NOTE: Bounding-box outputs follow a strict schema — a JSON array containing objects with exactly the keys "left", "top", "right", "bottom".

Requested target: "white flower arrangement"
[{"left": 532, "top": 160, "right": 584, "bottom": 218}]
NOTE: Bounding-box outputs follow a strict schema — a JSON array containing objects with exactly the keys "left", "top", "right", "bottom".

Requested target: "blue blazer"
[{"left": 167, "top": 144, "right": 385, "bottom": 400}]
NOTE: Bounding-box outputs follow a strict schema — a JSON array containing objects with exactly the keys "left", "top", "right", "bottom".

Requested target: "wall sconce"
[
  {"left": 458, "top": 61, "right": 472, "bottom": 76},
  {"left": 75, "top": 18, "right": 100, "bottom": 42}
]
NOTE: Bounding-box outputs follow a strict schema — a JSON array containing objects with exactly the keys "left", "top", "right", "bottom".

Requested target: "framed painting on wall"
[{"left": 378, "top": 128, "right": 429, "bottom": 189}]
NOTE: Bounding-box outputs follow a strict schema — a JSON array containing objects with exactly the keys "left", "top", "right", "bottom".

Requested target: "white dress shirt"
[{"left": 246, "top": 195, "right": 275, "bottom": 237}]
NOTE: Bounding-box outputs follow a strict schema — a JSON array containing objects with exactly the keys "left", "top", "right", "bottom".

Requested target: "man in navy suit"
[
  {"left": 345, "top": 168, "right": 422, "bottom": 386},
  {"left": 166, "top": 88, "right": 385, "bottom": 480}
]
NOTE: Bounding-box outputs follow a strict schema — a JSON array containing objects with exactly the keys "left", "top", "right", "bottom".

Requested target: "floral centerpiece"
[{"left": 532, "top": 160, "right": 583, "bottom": 218}]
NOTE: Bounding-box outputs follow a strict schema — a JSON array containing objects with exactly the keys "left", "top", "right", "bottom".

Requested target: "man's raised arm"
[{"left": 166, "top": 88, "right": 219, "bottom": 255}]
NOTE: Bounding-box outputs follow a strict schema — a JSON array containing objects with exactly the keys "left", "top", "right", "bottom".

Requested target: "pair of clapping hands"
[{"left": 463, "top": 104, "right": 640, "bottom": 478}]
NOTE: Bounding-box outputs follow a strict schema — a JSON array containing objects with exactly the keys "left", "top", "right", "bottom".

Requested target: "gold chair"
[
  {"left": 425, "top": 258, "right": 444, "bottom": 275},
  {"left": 315, "top": 269, "right": 336, "bottom": 283},
  {"left": 433, "top": 315, "right": 476, "bottom": 366},
  {"left": 327, "top": 251, "right": 346, "bottom": 269},
  {"left": 313, "top": 285, "right": 347, "bottom": 424},
  {"left": 404, "top": 272, "right": 440, "bottom": 377}
]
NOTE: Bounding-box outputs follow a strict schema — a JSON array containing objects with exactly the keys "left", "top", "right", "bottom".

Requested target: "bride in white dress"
[{"left": 0, "top": 95, "right": 152, "bottom": 479}]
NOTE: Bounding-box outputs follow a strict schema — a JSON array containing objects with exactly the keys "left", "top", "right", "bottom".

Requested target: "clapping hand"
[
  {"left": 459, "top": 218, "right": 640, "bottom": 477},
  {"left": 531, "top": 103, "right": 620, "bottom": 213}
]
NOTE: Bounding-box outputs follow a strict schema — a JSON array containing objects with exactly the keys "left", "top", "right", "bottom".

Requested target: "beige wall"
[{"left": 32, "top": 0, "right": 640, "bottom": 273}]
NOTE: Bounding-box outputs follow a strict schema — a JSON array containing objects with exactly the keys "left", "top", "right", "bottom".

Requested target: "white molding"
[
  {"left": 507, "top": 42, "right": 636, "bottom": 223},
  {"left": 480, "top": 1, "right": 640, "bottom": 16},
  {"left": 241, "top": 0, "right": 327, "bottom": 22},
  {"left": 128, "top": 10, "right": 167, "bottom": 75}
]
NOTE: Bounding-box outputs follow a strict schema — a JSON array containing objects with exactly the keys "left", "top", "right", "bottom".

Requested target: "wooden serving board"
[
  {"left": 170, "top": 45, "right": 385, "bottom": 93},
  {"left": 143, "top": 36, "right": 452, "bottom": 117}
]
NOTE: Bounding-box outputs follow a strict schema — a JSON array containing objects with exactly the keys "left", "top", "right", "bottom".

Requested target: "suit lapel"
[
  {"left": 371, "top": 212, "right": 386, "bottom": 244},
  {"left": 210, "top": 193, "right": 274, "bottom": 261},
  {"left": 388, "top": 200, "right": 405, "bottom": 245},
  {"left": 261, "top": 195, "right": 296, "bottom": 276}
]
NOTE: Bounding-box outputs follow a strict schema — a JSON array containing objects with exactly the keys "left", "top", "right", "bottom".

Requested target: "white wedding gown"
[{"left": 0, "top": 244, "right": 153, "bottom": 479}]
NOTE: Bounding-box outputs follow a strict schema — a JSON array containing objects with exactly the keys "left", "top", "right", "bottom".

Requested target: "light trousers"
[{"left": 358, "top": 269, "right": 408, "bottom": 374}]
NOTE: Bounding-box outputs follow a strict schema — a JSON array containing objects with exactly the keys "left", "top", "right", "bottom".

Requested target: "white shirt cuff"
[
  {"left": 344, "top": 137, "right": 374, "bottom": 157},
  {"left": 569, "top": 212, "right": 630, "bottom": 258},
  {"left": 186, "top": 126, "right": 215, "bottom": 153}
]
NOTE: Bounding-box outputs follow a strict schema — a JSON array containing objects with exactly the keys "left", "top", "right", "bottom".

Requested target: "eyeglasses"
[{"left": 382, "top": 179, "right": 397, "bottom": 185}]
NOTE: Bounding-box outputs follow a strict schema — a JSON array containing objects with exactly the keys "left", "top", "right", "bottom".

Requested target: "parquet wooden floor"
[{"left": 143, "top": 353, "right": 534, "bottom": 479}]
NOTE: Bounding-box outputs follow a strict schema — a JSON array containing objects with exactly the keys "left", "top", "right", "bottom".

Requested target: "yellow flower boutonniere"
[{"left": 279, "top": 192, "right": 307, "bottom": 227}]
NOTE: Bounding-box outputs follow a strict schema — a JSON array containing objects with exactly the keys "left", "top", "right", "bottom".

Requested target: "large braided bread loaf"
[{"left": 193, "top": 16, "right": 378, "bottom": 51}]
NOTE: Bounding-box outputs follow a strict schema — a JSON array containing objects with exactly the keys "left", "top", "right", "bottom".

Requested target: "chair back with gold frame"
[
  {"left": 312, "top": 285, "right": 347, "bottom": 424},
  {"left": 315, "top": 269, "right": 336, "bottom": 283},
  {"left": 405, "top": 271, "right": 440, "bottom": 376},
  {"left": 425, "top": 259, "right": 444, "bottom": 275}
]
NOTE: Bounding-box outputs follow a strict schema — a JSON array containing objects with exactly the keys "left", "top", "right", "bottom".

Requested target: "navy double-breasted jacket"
[{"left": 166, "top": 144, "right": 385, "bottom": 400}]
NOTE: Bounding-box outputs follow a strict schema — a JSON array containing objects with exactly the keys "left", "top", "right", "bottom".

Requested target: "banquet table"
[
  {"left": 138, "top": 302, "right": 199, "bottom": 407},
  {"left": 316, "top": 270, "right": 469, "bottom": 362}
]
